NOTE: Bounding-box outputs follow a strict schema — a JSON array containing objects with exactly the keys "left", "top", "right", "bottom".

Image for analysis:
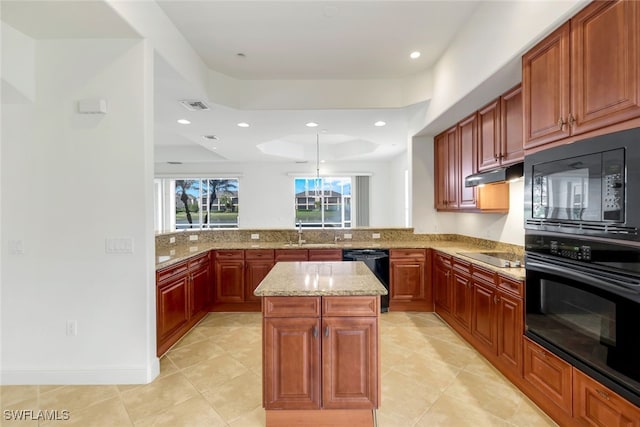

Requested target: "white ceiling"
[{"left": 1, "top": 0, "right": 482, "bottom": 165}]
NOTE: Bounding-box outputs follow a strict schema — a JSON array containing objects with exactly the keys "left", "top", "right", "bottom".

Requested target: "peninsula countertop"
[{"left": 253, "top": 261, "right": 389, "bottom": 297}]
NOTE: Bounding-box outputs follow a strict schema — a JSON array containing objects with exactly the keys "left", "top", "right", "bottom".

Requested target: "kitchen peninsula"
[{"left": 254, "top": 261, "right": 388, "bottom": 427}]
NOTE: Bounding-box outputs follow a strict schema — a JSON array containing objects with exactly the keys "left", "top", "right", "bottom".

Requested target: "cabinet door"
[
  {"left": 245, "top": 259, "right": 274, "bottom": 302},
  {"left": 523, "top": 22, "right": 571, "bottom": 149},
  {"left": 215, "top": 260, "right": 245, "bottom": 303},
  {"left": 157, "top": 275, "right": 190, "bottom": 342},
  {"left": 264, "top": 317, "right": 321, "bottom": 410},
  {"left": 389, "top": 259, "right": 425, "bottom": 302},
  {"left": 433, "top": 254, "right": 452, "bottom": 314},
  {"left": 471, "top": 280, "right": 497, "bottom": 352},
  {"left": 322, "top": 317, "right": 378, "bottom": 409},
  {"left": 523, "top": 338, "right": 573, "bottom": 415},
  {"left": 573, "top": 368, "right": 640, "bottom": 427},
  {"left": 477, "top": 99, "right": 501, "bottom": 171},
  {"left": 496, "top": 291, "right": 523, "bottom": 376},
  {"left": 500, "top": 84, "right": 524, "bottom": 166},
  {"left": 571, "top": 0, "right": 640, "bottom": 136},
  {"left": 452, "top": 269, "right": 473, "bottom": 332},
  {"left": 190, "top": 264, "right": 211, "bottom": 317},
  {"left": 458, "top": 113, "right": 477, "bottom": 209},
  {"left": 434, "top": 133, "right": 449, "bottom": 210},
  {"left": 445, "top": 126, "right": 459, "bottom": 209}
]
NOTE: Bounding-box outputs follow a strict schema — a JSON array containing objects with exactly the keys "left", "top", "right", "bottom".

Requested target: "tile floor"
[{"left": 0, "top": 312, "right": 557, "bottom": 426}]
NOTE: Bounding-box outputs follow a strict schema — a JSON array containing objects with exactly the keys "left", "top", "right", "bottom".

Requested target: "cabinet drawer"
[
  {"left": 452, "top": 257, "right": 471, "bottom": 274},
  {"left": 308, "top": 249, "right": 343, "bottom": 261},
  {"left": 497, "top": 275, "right": 523, "bottom": 298},
  {"left": 215, "top": 250, "right": 244, "bottom": 260},
  {"left": 156, "top": 261, "right": 188, "bottom": 283},
  {"left": 187, "top": 252, "right": 210, "bottom": 269},
  {"left": 245, "top": 249, "right": 275, "bottom": 260},
  {"left": 435, "top": 251, "right": 452, "bottom": 267},
  {"left": 471, "top": 264, "right": 496, "bottom": 284},
  {"left": 523, "top": 338, "right": 573, "bottom": 415},
  {"left": 275, "top": 249, "right": 309, "bottom": 261},
  {"left": 263, "top": 296, "right": 321, "bottom": 318},
  {"left": 322, "top": 296, "right": 378, "bottom": 317},
  {"left": 390, "top": 248, "right": 426, "bottom": 259}
]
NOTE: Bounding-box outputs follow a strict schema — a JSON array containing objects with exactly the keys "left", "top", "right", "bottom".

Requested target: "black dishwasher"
[{"left": 342, "top": 249, "right": 389, "bottom": 312}]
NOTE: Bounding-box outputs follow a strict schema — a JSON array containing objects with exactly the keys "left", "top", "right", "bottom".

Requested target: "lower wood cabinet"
[
  {"left": 451, "top": 258, "right": 472, "bottom": 331},
  {"left": 263, "top": 295, "right": 379, "bottom": 411},
  {"left": 433, "top": 252, "right": 452, "bottom": 315},
  {"left": 573, "top": 368, "right": 640, "bottom": 427},
  {"left": 245, "top": 250, "right": 275, "bottom": 303},
  {"left": 156, "top": 251, "right": 212, "bottom": 356},
  {"left": 308, "top": 249, "right": 343, "bottom": 261},
  {"left": 389, "top": 249, "right": 429, "bottom": 311}
]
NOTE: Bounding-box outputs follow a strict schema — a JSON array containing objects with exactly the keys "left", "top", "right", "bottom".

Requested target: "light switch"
[
  {"left": 105, "top": 237, "right": 134, "bottom": 254},
  {"left": 189, "top": 235, "right": 198, "bottom": 241},
  {"left": 372, "top": 233, "right": 381, "bottom": 239},
  {"left": 251, "top": 233, "right": 260, "bottom": 240}
]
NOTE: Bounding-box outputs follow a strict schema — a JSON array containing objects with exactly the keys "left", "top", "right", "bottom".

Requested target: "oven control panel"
[{"left": 550, "top": 240, "right": 592, "bottom": 261}]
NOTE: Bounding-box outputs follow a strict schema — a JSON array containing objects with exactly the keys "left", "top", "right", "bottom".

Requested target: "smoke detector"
[{"left": 179, "top": 100, "right": 210, "bottom": 111}]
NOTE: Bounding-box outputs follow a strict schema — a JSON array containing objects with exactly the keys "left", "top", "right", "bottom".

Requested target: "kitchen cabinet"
[
  {"left": 523, "top": 0, "right": 640, "bottom": 150},
  {"left": 263, "top": 295, "right": 379, "bottom": 412},
  {"left": 470, "top": 268, "right": 497, "bottom": 352},
  {"left": 458, "top": 113, "right": 478, "bottom": 209},
  {"left": 245, "top": 249, "right": 275, "bottom": 303},
  {"left": 495, "top": 275, "right": 523, "bottom": 375},
  {"left": 477, "top": 85, "right": 524, "bottom": 171},
  {"left": 214, "top": 250, "right": 245, "bottom": 304},
  {"left": 389, "top": 249, "right": 429, "bottom": 311},
  {"left": 434, "top": 126, "right": 459, "bottom": 210},
  {"left": 308, "top": 249, "right": 343, "bottom": 261},
  {"left": 156, "top": 251, "right": 212, "bottom": 356},
  {"left": 451, "top": 258, "right": 472, "bottom": 332},
  {"left": 433, "top": 252, "right": 452, "bottom": 315},
  {"left": 573, "top": 368, "right": 640, "bottom": 427},
  {"left": 275, "top": 249, "right": 309, "bottom": 261},
  {"left": 523, "top": 337, "right": 573, "bottom": 416}
]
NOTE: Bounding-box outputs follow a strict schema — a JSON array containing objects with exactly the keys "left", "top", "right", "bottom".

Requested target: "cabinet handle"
[
  {"left": 557, "top": 116, "right": 566, "bottom": 130},
  {"left": 596, "top": 389, "right": 610, "bottom": 400},
  {"left": 568, "top": 113, "right": 576, "bottom": 127},
  {"left": 324, "top": 326, "right": 329, "bottom": 337},
  {"left": 536, "top": 349, "right": 547, "bottom": 359},
  {"left": 494, "top": 295, "right": 500, "bottom": 304},
  {"left": 313, "top": 326, "right": 318, "bottom": 338}
]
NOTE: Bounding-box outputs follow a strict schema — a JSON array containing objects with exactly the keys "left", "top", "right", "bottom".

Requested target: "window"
[
  {"left": 294, "top": 177, "right": 351, "bottom": 228},
  {"left": 155, "top": 178, "right": 239, "bottom": 231}
]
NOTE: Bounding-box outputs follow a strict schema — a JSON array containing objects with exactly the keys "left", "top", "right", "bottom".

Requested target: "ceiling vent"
[
  {"left": 203, "top": 135, "right": 219, "bottom": 141},
  {"left": 179, "top": 100, "right": 210, "bottom": 111}
]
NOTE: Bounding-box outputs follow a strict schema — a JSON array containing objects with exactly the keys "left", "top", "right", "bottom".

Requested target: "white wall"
[
  {"left": 155, "top": 159, "right": 404, "bottom": 229},
  {"left": 1, "top": 36, "right": 157, "bottom": 384}
]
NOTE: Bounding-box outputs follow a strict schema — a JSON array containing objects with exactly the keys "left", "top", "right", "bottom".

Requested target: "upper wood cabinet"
[
  {"left": 434, "top": 126, "right": 459, "bottom": 210},
  {"left": 523, "top": 0, "right": 640, "bottom": 150},
  {"left": 458, "top": 113, "right": 478, "bottom": 209},
  {"left": 477, "top": 99, "right": 502, "bottom": 171}
]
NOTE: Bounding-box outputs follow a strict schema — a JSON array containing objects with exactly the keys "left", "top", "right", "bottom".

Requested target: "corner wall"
[{"left": 1, "top": 37, "right": 157, "bottom": 384}]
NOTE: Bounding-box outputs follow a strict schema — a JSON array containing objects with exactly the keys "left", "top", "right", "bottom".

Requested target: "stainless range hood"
[{"left": 464, "top": 162, "right": 523, "bottom": 187}]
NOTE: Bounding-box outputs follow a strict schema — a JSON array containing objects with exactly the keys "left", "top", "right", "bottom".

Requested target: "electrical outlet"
[
  {"left": 372, "top": 233, "right": 381, "bottom": 239},
  {"left": 189, "top": 235, "right": 198, "bottom": 241},
  {"left": 169, "top": 237, "right": 176, "bottom": 244},
  {"left": 189, "top": 246, "right": 198, "bottom": 252},
  {"left": 251, "top": 233, "right": 260, "bottom": 240},
  {"left": 66, "top": 320, "right": 78, "bottom": 336},
  {"left": 343, "top": 233, "right": 352, "bottom": 239},
  {"left": 105, "top": 237, "right": 133, "bottom": 254}
]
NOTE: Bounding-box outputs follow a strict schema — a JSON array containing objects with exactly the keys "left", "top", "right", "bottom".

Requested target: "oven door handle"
[{"left": 527, "top": 260, "right": 640, "bottom": 300}]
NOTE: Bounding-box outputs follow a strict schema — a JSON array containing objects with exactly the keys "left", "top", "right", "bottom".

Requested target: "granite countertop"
[
  {"left": 254, "top": 261, "right": 388, "bottom": 297},
  {"left": 155, "top": 240, "right": 526, "bottom": 281}
]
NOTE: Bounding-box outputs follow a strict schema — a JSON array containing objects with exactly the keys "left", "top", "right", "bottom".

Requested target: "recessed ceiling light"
[
  {"left": 177, "top": 119, "right": 191, "bottom": 125},
  {"left": 306, "top": 122, "right": 319, "bottom": 128},
  {"left": 374, "top": 121, "right": 386, "bottom": 127},
  {"left": 237, "top": 122, "right": 250, "bottom": 128},
  {"left": 410, "top": 51, "right": 421, "bottom": 59}
]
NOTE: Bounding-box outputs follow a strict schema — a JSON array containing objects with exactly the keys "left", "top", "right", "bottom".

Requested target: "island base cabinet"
[{"left": 263, "top": 317, "right": 321, "bottom": 410}]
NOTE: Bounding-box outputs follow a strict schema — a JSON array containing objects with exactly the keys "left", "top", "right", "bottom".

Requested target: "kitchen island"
[{"left": 254, "top": 261, "right": 388, "bottom": 427}]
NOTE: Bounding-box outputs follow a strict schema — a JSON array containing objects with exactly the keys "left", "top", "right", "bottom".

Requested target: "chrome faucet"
[{"left": 297, "top": 220, "right": 305, "bottom": 246}]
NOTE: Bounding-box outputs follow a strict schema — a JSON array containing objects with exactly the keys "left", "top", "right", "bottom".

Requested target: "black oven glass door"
[
  {"left": 531, "top": 149, "right": 624, "bottom": 222},
  {"left": 526, "top": 254, "right": 640, "bottom": 399}
]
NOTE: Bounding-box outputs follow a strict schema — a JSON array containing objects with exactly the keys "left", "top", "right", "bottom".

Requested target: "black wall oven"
[
  {"left": 525, "top": 232, "right": 640, "bottom": 406},
  {"left": 524, "top": 127, "right": 640, "bottom": 241}
]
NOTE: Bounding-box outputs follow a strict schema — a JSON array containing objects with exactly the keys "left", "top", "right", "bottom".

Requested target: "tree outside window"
[
  {"left": 294, "top": 177, "right": 351, "bottom": 228},
  {"left": 174, "top": 178, "right": 239, "bottom": 229}
]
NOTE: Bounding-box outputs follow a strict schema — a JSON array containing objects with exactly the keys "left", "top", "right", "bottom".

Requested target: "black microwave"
[{"left": 524, "top": 127, "right": 640, "bottom": 241}]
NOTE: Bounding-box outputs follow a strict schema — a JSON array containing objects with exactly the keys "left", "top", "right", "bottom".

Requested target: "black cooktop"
[{"left": 457, "top": 252, "right": 524, "bottom": 268}]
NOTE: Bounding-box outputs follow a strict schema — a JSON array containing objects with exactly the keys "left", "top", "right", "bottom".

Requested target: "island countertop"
[{"left": 254, "top": 261, "right": 388, "bottom": 297}]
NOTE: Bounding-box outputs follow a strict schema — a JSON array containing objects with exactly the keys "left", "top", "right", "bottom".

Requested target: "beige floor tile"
[
  {"left": 39, "top": 385, "right": 120, "bottom": 414},
  {"left": 415, "top": 393, "right": 512, "bottom": 427},
  {"left": 420, "top": 337, "right": 480, "bottom": 369},
  {"left": 120, "top": 373, "right": 200, "bottom": 423},
  {"left": 378, "top": 368, "right": 441, "bottom": 425},
  {"left": 202, "top": 371, "right": 262, "bottom": 423},
  {"left": 38, "top": 385, "right": 65, "bottom": 394},
  {"left": 41, "top": 397, "right": 132, "bottom": 427},
  {"left": 0, "top": 398, "right": 39, "bottom": 427},
  {"left": 167, "top": 338, "right": 227, "bottom": 370},
  {"left": 508, "top": 397, "right": 559, "bottom": 427},
  {"left": 442, "top": 370, "right": 524, "bottom": 420},
  {"left": 172, "top": 328, "right": 209, "bottom": 349},
  {"left": 0, "top": 386, "right": 38, "bottom": 407},
  {"left": 227, "top": 406, "right": 265, "bottom": 427},
  {"left": 392, "top": 351, "right": 460, "bottom": 391},
  {"left": 133, "top": 396, "right": 227, "bottom": 427},
  {"left": 213, "top": 328, "right": 261, "bottom": 354},
  {"left": 181, "top": 354, "right": 249, "bottom": 394}
]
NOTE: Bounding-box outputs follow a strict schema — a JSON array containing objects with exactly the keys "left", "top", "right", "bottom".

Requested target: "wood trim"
[
  {"left": 265, "top": 409, "right": 373, "bottom": 427},
  {"left": 263, "top": 296, "right": 321, "bottom": 318}
]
